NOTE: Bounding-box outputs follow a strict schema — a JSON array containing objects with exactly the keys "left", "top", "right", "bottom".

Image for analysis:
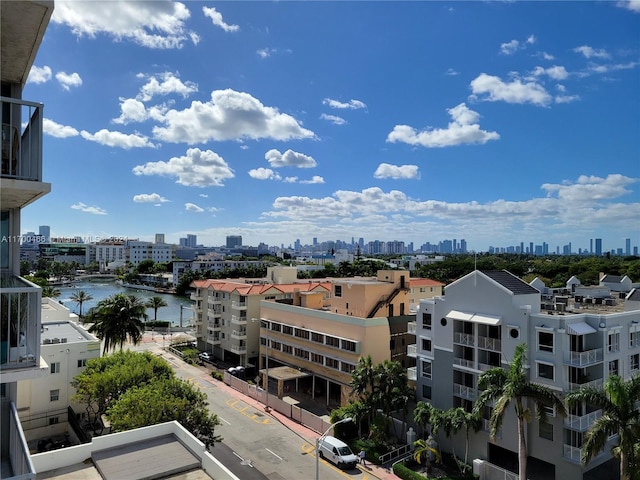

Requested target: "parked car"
[
  {"left": 198, "top": 352, "right": 212, "bottom": 362},
  {"left": 317, "top": 436, "right": 358, "bottom": 469}
]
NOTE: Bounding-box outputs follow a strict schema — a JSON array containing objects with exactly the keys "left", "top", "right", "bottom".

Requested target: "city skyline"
[{"left": 20, "top": 1, "right": 640, "bottom": 252}]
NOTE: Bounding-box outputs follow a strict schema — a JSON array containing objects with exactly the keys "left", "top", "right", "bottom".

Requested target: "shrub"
[
  {"left": 211, "top": 371, "right": 224, "bottom": 381},
  {"left": 393, "top": 462, "right": 428, "bottom": 480}
]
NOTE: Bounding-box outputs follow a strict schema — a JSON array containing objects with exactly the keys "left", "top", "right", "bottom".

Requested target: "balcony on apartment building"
[
  {"left": 207, "top": 319, "right": 221, "bottom": 331},
  {"left": 231, "top": 314, "right": 247, "bottom": 326},
  {"left": 407, "top": 344, "right": 417, "bottom": 357},
  {"left": 564, "top": 348, "right": 604, "bottom": 367},
  {"left": 206, "top": 335, "right": 221, "bottom": 346},
  {"left": 0, "top": 274, "right": 44, "bottom": 378},
  {"left": 453, "top": 331, "right": 474, "bottom": 346},
  {"left": 407, "top": 321, "right": 417, "bottom": 335},
  {"left": 231, "top": 329, "right": 247, "bottom": 340},
  {"left": 407, "top": 366, "right": 417, "bottom": 381},
  {"left": 207, "top": 298, "right": 222, "bottom": 309},
  {"left": 1, "top": 402, "right": 34, "bottom": 479},
  {"left": 1, "top": 97, "right": 50, "bottom": 209},
  {"left": 231, "top": 300, "right": 247, "bottom": 310},
  {"left": 453, "top": 383, "right": 478, "bottom": 401},
  {"left": 229, "top": 343, "right": 247, "bottom": 354},
  {"left": 564, "top": 409, "right": 603, "bottom": 431}
]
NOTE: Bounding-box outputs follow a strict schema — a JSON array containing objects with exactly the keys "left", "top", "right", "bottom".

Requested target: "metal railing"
[
  {"left": 407, "top": 321, "right": 417, "bottom": 335},
  {"left": 407, "top": 344, "right": 417, "bottom": 357},
  {"left": 1, "top": 96, "right": 43, "bottom": 182},
  {"left": 378, "top": 443, "right": 413, "bottom": 465},
  {"left": 453, "top": 357, "right": 475, "bottom": 368},
  {"left": 567, "top": 378, "right": 603, "bottom": 392},
  {"left": 231, "top": 314, "right": 247, "bottom": 325},
  {"left": 478, "top": 335, "right": 501, "bottom": 352},
  {"left": 564, "top": 409, "right": 602, "bottom": 431},
  {"left": 453, "top": 383, "right": 477, "bottom": 400},
  {"left": 7, "top": 401, "right": 35, "bottom": 479},
  {"left": 564, "top": 348, "right": 603, "bottom": 366},
  {"left": 453, "top": 332, "right": 474, "bottom": 346},
  {"left": 407, "top": 366, "right": 417, "bottom": 381}
]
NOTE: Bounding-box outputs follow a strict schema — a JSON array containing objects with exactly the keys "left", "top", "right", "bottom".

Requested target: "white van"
[{"left": 317, "top": 436, "right": 358, "bottom": 469}]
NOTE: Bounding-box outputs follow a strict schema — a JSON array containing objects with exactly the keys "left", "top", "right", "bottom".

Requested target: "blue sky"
[{"left": 21, "top": 1, "right": 640, "bottom": 253}]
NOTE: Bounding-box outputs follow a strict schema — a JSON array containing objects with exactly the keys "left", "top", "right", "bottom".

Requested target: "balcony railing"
[
  {"left": 231, "top": 300, "right": 247, "bottom": 310},
  {"left": 453, "top": 383, "right": 477, "bottom": 400},
  {"left": 567, "top": 378, "right": 603, "bottom": 392},
  {"left": 407, "top": 366, "right": 417, "bottom": 381},
  {"left": 478, "top": 336, "right": 501, "bottom": 352},
  {"left": 230, "top": 344, "right": 247, "bottom": 354},
  {"left": 5, "top": 402, "right": 35, "bottom": 479},
  {"left": 563, "top": 444, "right": 583, "bottom": 463},
  {"left": 478, "top": 361, "right": 500, "bottom": 371},
  {"left": 206, "top": 336, "right": 221, "bottom": 345},
  {"left": 407, "top": 344, "right": 417, "bottom": 357},
  {"left": 190, "top": 293, "right": 202, "bottom": 301},
  {"left": 407, "top": 321, "right": 417, "bottom": 335},
  {"left": 564, "top": 409, "right": 602, "bottom": 431},
  {"left": 1, "top": 274, "right": 41, "bottom": 369},
  {"left": 231, "top": 330, "right": 247, "bottom": 340},
  {"left": 564, "top": 348, "right": 603, "bottom": 367},
  {"left": 453, "top": 358, "right": 475, "bottom": 369},
  {"left": 207, "top": 321, "right": 221, "bottom": 331},
  {"left": 231, "top": 315, "right": 247, "bottom": 326},
  {"left": 1, "top": 96, "right": 43, "bottom": 182},
  {"left": 453, "top": 332, "right": 474, "bottom": 346}
]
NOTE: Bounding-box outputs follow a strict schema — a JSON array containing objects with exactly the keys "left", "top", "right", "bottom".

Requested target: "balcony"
[
  {"left": 407, "top": 366, "right": 417, "bottom": 381},
  {"left": 206, "top": 336, "right": 221, "bottom": 346},
  {"left": 1, "top": 274, "right": 41, "bottom": 373},
  {"left": 231, "top": 315, "right": 247, "bottom": 326},
  {"left": 207, "top": 321, "right": 221, "bottom": 331},
  {"left": 478, "top": 336, "right": 501, "bottom": 352},
  {"left": 231, "top": 330, "right": 247, "bottom": 340},
  {"left": 407, "top": 344, "right": 417, "bottom": 357},
  {"left": 2, "top": 402, "right": 34, "bottom": 479},
  {"left": 407, "top": 321, "right": 417, "bottom": 335},
  {"left": 564, "top": 409, "right": 602, "bottom": 431},
  {"left": 190, "top": 292, "right": 203, "bottom": 302},
  {"left": 230, "top": 344, "right": 247, "bottom": 354},
  {"left": 481, "top": 419, "right": 502, "bottom": 438},
  {"left": 453, "top": 332, "right": 474, "bottom": 346},
  {"left": 453, "top": 383, "right": 477, "bottom": 400},
  {"left": 1, "top": 97, "right": 50, "bottom": 209},
  {"left": 478, "top": 362, "right": 500, "bottom": 371},
  {"left": 453, "top": 358, "right": 475, "bottom": 369},
  {"left": 564, "top": 348, "right": 603, "bottom": 367},
  {"left": 231, "top": 300, "right": 247, "bottom": 310},
  {"left": 567, "top": 378, "right": 603, "bottom": 392}
]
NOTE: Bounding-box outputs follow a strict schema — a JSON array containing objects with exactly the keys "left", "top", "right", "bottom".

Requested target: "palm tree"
[
  {"left": 473, "top": 343, "right": 567, "bottom": 480},
  {"left": 42, "top": 286, "right": 60, "bottom": 298},
  {"left": 350, "top": 355, "right": 378, "bottom": 424},
  {"left": 441, "top": 407, "right": 481, "bottom": 473},
  {"left": 566, "top": 374, "right": 640, "bottom": 480},
  {"left": 145, "top": 296, "right": 168, "bottom": 323},
  {"left": 87, "top": 293, "right": 148, "bottom": 354},
  {"left": 70, "top": 290, "right": 93, "bottom": 319},
  {"left": 413, "top": 437, "right": 441, "bottom": 470},
  {"left": 414, "top": 401, "right": 436, "bottom": 438}
]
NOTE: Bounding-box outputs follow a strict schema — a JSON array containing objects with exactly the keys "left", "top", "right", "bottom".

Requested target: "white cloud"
[
  {"left": 386, "top": 103, "right": 499, "bottom": 148},
  {"left": 257, "top": 48, "right": 275, "bottom": 58},
  {"left": 555, "top": 94, "right": 580, "bottom": 104},
  {"left": 469, "top": 73, "right": 552, "bottom": 106},
  {"left": 27, "top": 65, "right": 52, "bottom": 84},
  {"left": 136, "top": 72, "right": 198, "bottom": 102},
  {"left": 80, "top": 129, "right": 157, "bottom": 149},
  {"left": 185, "top": 203, "right": 204, "bottom": 212},
  {"left": 71, "top": 202, "right": 107, "bottom": 215},
  {"left": 202, "top": 6, "right": 239, "bottom": 32},
  {"left": 199, "top": 193, "right": 208, "bottom": 198},
  {"left": 133, "top": 193, "right": 169, "bottom": 203},
  {"left": 322, "top": 98, "right": 367, "bottom": 110},
  {"left": 43, "top": 118, "right": 79, "bottom": 138},
  {"left": 248, "top": 168, "right": 282, "bottom": 181},
  {"left": 51, "top": 0, "right": 198, "bottom": 49},
  {"left": 500, "top": 39, "right": 520, "bottom": 55},
  {"left": 320, "top": 113, "right": 347, "bottom": 125},
  {"left": 374, "top": 163, "right": 420, "bottom": 180},
  {"left": 299, "top": 176, "right": 325, "bottom": 184},
  {"left": 532, "top": 65, "right": 569, "bottom": 80},
  {"left": 540, "top": 52, "right": 555, "bottom": 61},
  {"left": 56, "top": 71, "right": 83, "bottom": 90},
  {"left": 265, "top": 149, "right": 317, "bottom": 168},
  {"left": 526, "top": 35, "right": 536, "bottom": 44},
  {"left": 132, "top": 147, "right": 235, "bottom": 187},
  {"left": 617, "top": 0, "right": 640, "bottom": 12},
  {"left": 573, "top": 45, "right": 610, "bottom": 59},
  {"left": 284, "top": 177, "right": 298, "bottom": 183},
  {"left": 445, "top": 68, "right": 459, "bottom": 76},
  {"left": 112, "top": 98, "right": 148, "bottom": 125},
  {"left": 541, "top": 174, "right": 636, "bottom": 202},
  {"left": 152, "top": 89, "right": 315, "bottom": 143}
]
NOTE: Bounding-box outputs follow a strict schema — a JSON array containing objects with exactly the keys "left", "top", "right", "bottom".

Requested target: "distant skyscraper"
[
  {"left": 529, "top": 242, "right": 534, "bottom": 255},
  {"left": 226, "top": 235, "right": 242, "bottom": 248},
  {"left": 590, "top": 238, "right": 593, "bottom": 254},
  {"left": 39, "top": 225, "right": 50, "bottom": 243},
  {"left": 595, "top": 238, "right": 602, "bottom": 256},
  {"left": 625, "top": 238, "right": 631, "bottom": 255},
  {"left": 155, "top": 233, "right": 165, "bottom": 244},
  {"left": 460, "top": 239, "right": 467, "bottom": 253},
  {"left": 186, "top": 234, "right": 197, "bottom": 248}
]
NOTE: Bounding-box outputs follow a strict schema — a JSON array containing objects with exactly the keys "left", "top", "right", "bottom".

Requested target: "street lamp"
[{"left": 315, "top": 417, "right": 353, "bottom": 480}]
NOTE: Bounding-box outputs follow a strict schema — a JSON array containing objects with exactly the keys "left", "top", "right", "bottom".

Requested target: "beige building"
[{"left": 408, "top": 277, "right": 445, "bottom": 313}]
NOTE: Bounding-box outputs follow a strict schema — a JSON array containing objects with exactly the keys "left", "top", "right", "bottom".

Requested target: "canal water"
[{"left": 57, "top": 280, "right": 195, "bottom": 327}]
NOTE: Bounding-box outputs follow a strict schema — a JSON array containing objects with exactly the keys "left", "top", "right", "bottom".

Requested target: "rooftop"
[
  {"left": 482, "top": 270, "right": 540, "bottom": 295},
  {"left": 41, "top": 321, "right": 96, "bottom": 345}
]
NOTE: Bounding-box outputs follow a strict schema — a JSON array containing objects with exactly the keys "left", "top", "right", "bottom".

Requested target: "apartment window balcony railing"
[
  {"left": 564, "top": 409, "right": 602, "bottom": 431},
  {"left": 190, "top": 293, "right": 203, "bottom": 302},
  {"left": 230, "top": 344, "right": 247, "bottom": 354},
  {"left": 477, "top": 336, "right": 501, "bottom": 352},
  {"left": 231, "top": 300, "right": 247, "bottom": 310},
  {"left": 453, "top": 332, "right": 474, "bottom": 346},
  {"left": 231, "top": 330, "right": 247, "bottom": 340},
  {"left": 407, "top": 321, "right": 417, "bottom": 335},
  {"left": 453, "top": 358, "right": 475, "bottom": 369},
  {"left": 564, "top": 348, "right": 603, "bottom": 367},
  {"left": 407, "top": 344, "right": 417, "bottom": 357},
  {"left": 231, "top": 315, "right": 247, "bottom": 326},
  {"left": 407, "top": 366, "right": 417, "bottom": 381},
  {"left": 567, "top": 378, "right": 603, "bottom": 392},
  {"left": 206, "top": 336, "right": 221, "bottom": 346},
  {"left": 207, "top": 321, "right": 221, "bottom": 331},
  {"left": 453, "top": 383, "right": 477, "bottom": 400},
  {"left": 6, "top": 402, "right": 35, "bottom": 479},
  {"left": 207, "top": 300, "right": 221, "bottom": 309},
  {"left": 1, "top": 96, "right": 43, "bottom": 182},
  {"left": 1, "top": 274, "right": 41, "bottom": 370}
]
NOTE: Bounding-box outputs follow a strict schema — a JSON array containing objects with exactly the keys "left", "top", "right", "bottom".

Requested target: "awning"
[
  {"left": 446, "top": 310, "right": 502, "bottom": 325},
  {"left": 566, "top": 322, "right": 596, "bottom": 335}
]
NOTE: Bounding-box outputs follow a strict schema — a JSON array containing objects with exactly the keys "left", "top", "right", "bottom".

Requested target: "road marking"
[
  {"left": 219, "top": 416, "right": 231, "bottom": 425},
  {"left": 225, "top": 398, "right": 271, "bottom": 424},
  {"left": 265, "top": 448, "right": 282, "bottom": 460}
]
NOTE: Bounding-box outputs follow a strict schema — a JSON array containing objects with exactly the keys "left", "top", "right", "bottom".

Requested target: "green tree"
[
  {"left": 106, "top": 377, "right": 222, "bottom": 448},
  {"left": 87, "top": 293, "right": 148, "bottom": 354},
  {"left": 70, "top": 289, "right": 93, "bottom": 319},
  {"left": 441, "top": 407, "right": 481, "bottom": 473},
  {"left": 136, "top": 259, "right": 155, "bottom": 274},
  {"left": 350, "top": 355, "right": 378, "bottom": 425},
  {"left": 72, "top": 350, "right": 174, "bottom": 432},
  {"left": 42, "top": 285, "right": 60, "bottom": 298},
  {"left": 473, "top": 343, "right": 567, "bottom": 480},
  {"left": 413, "top": 437, "right": 441, "bottom": 468},
  {"left": 413, "top": 401, "right": 436, "bottom": 438},
  {"left": 566, "top": 375, "right": 640, "bottom": 480},
  {"left": 145, "top": 296, "right": 168, "bottom": 323}
]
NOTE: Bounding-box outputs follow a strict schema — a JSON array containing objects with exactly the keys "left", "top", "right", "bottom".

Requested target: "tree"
[
  {"left": 87, "top": 293, "right": 148, "bottom": 354},
  {"left": 414, "top": 401, "right": 436, "bottom": 438},
  {"left": 413, "top": 437, "right": 441, "bottom": 469},
  {"left": 566, "top": 375, "right": 640, "bottom": 480},
  {"left": 42, "top": 285, "right": 60, "bottom": 298},
  {"left": 350, "top": 355, "right": 378, "bottom": 425},
  {"left": 146, "top": 296, "right": 168, "bottom": 323},
  {"left": 106, "top": 377, "right": 222, "bottom": 448},
  {"left": 441, "top": 407, "right": 481, "bottom": 473},
  {"left": 70, "top": 290, "right": 93, "bottom": 319},
  {"left": 473, "top": 343, "right": 567, "bottom": 480}
]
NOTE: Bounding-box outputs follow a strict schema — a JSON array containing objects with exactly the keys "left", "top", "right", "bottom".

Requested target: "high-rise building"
[
  {"left": 155, "top": 233, "right": 165, "bottom": 244},
  {"left": 226, "top": 235, "right": 242, "bottom": 248},
  {"left": 186, "top": 234, "right": 197, "bottom": 248},
  {"left": 38, "top": 225, "right": 50, "bottom": 243},
  {"left": 625, "top": 238, "right": 631, "bottom": 256},
  {"left": 595, "top": 238, "right": 603, "bottom": 256}
]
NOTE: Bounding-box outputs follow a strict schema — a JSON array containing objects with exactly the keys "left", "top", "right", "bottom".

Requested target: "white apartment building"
[
  {"left": 17, "top": 300, "right": 100, "bottom": 445},
  {"left": 92, "top": 241, "right": 126, "bottom": 270},
  {"left": 127, "top": 241, "right": 173, "bottom": 266},
  {"left": 412, "top": 269, "right": 639, "bottom": 480}
]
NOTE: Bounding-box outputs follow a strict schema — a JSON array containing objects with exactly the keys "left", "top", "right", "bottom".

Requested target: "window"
[
  {"left": 312, "top": 332, "right": 324, "bottom": 343},
  {"left": 334, "top": 285, "right": 342, "bottom": 297},
  {"left": 422, "top": 313, "right": 432, "bottom": 330},
  {"left": 422, "top": 385, "right": 432, "bottom": 400},
  {"left": 326, "top": 357, "right": 339, "bottom": 369},
  {"left": 537, "top": 362, "right": 554, "bottom": 380},
  {"left": 341, "top": 362, "right": 355, "bottom": 374},
  {"left": 608, "top": 332, "right": 620, "bottom": 352},
  {"left": 271, "top": 323, "right": 281, "bottom": 333},
  {"left": 50, "top": 389, "right": 60, "bottom": 402},
  {"left": 421, "top": 338, "right": 432, "bottom": 352},
  {"left": 422, "top": 360, "right": 432, "bottom": 379},
  {"left": 283, "top": 325, "right": 293, "bottom": 335},
  {"left": 326, "top": 336, "right": 340, "bottom": 348},
  {"left": 49, "top": 417, "right": 59, "bottom": 426},
  {"left": 538, "top": 331, "right": 554, "bottom": 353},
  {"left": 50, "top": 362, "right": 60, "bottom": 374},
  {"left": 311, "top": 353, "right": 324, "bottom": 364},
  {"left": 630, "top": 353, "right": 639, "bottom": 372},
  {"left": 295, "top": 328, "right": 309, "bottom": 340},
  {"left": 77, "top": 359, "right": 87, "bottom": 368},
  {"left": 630, "top": 330, "right": 640, "bottom": 348},
  {"left": 609, "top": 359, "right": 619, "bottom": 376},
  {"left": 294, "top": 348, "right": 309, "bottom": 360},
  {"left": 282, "top": 344, "right": 293, "bottom": 355},
  {"left": 342, "top": 340, "right": 357, "bottom": 352},
  {"left": 539, "top": 422, "right": 553, "bottom": 441}
]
